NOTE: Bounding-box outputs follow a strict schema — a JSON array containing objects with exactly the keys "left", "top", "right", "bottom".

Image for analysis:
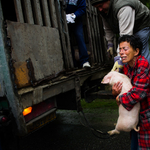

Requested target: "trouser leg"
[
  {"left": 74, "top": 20, "right": 89, "bottom": 66},
  {"left": 135, "top": 27, "right": 150, "bottom": 64},
  {"left": 131, "top": 130, "right": 139, "bottom": 150}
]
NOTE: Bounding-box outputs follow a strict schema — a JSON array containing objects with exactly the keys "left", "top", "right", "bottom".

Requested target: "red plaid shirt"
[{"left": 119, "top": 55, "right": 150, "bottom": 149}]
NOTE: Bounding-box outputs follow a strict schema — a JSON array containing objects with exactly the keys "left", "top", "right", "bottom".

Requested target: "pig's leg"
[{"left": 108, "top": 129, "right": 120, "bottom": 135}]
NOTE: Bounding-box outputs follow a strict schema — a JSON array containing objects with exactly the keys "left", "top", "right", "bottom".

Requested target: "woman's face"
[{"left": 119, "top": 41, "right": 139, "bottom": 67}]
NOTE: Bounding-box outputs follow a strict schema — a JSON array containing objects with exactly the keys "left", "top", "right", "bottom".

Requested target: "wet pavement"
[{"left": 13, "top": 106, "right": 131, "bottom": 150}]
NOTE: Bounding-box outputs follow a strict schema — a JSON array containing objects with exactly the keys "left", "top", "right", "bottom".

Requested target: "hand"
[
  {"left": 112, "top": 81, "right": 122, "bottom": 97},
  {"left": 111, "top": 56, "right": 124, "bottom": 72},
  {"left": 116, "top": 95, "right": 121, "bottom": 106},
  {"left": 66, "top": 13, "right": 76, "bottom": 24}
]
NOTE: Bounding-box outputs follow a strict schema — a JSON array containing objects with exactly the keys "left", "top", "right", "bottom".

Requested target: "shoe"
[{"left": 83, "top": 62, "right": 91, "bottom": 68}]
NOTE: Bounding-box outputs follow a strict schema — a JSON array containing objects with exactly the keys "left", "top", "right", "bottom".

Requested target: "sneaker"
[{"left": 83, "top": 62, "right": 91, "bottom": 68}]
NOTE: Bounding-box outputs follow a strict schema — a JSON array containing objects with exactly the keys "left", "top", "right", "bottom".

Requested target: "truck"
[{"left": 0, "top": 0, "right": 114, "bottom": 148}]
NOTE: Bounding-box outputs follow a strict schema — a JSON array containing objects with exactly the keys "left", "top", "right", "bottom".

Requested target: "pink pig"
[{"left": 101, "top": 71, "right": 140, "bottom": 135}]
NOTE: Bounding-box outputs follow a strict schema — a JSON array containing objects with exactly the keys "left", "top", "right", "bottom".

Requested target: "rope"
[{"left": 78, "top": 110, "right": 115, "bottom": 139}]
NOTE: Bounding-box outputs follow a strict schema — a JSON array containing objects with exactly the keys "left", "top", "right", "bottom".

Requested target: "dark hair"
[{"left": 118, "top": 35, "right": 143, "bottom": 55}]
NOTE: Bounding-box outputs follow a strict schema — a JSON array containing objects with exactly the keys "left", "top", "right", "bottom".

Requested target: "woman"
[{"left": 112, "top": 35, "right": 150, "bottom": 150}]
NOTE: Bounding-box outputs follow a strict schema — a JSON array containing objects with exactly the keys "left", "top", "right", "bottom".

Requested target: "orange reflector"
[{"left": 23, "top": 107, "right": 32, "bottom": 116}]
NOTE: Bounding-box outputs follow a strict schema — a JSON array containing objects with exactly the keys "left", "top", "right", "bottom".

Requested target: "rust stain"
[{"left": 14, "top": 62, "right": 31, "bottom": 88}]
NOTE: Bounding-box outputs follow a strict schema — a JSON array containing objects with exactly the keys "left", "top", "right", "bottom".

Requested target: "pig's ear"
[{"left": 101, "top": 76, "right": 111, "bottom": 84}]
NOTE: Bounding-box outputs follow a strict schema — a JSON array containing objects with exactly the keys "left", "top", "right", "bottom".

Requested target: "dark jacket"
[
  {"left": 66, "top": 0, "right": 86, "bottom": 18},
  {"left": 100, "top": 0, "right": 150, "bottom": 34}
]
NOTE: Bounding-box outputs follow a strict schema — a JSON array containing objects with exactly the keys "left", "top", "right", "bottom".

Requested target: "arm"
[
  {"left": 74, "top": 0, "right": 86, "bottom": 18},
  {"left": 101, "top": 16, "right": 114, "bottom": 44},
  {"left": 117, "top": 6, "right": 135, "bottom": 54},
  {"left": 119, "top": 60, "right": 150, "bottom": 111},
  {"left": 118, "top": 6, "right": 135, "bottom": 36},
  {"left": 116, "top": 6, "right": 135, "bottom": 54}
]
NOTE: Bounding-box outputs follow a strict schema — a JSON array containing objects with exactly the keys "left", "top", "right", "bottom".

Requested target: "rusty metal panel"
[
  {"left": 7, "top": 21, "right": 64, "bottom": 86},
  {"left": 13, "top": 61, "right": 30, "bottom": 88}
]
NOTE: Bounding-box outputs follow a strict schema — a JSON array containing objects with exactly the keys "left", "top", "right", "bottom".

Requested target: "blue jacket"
[{"left": 66, "top": 0, "right": 86, "bottom": 18}]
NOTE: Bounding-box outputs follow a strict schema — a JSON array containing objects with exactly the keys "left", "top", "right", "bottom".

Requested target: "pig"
[{"left": 101, "top": 71, "right": 140, "bottom": 135}]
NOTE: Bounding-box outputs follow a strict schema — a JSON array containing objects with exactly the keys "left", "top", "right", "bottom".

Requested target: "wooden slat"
[
  {"left": 23, "top": 0, "right": 34, "bottom": 24},
  {"left": 33, "top": 0, "right": 43, "bottom": 26},
  {"left": 48, "top": 0, "right": 58, "bottom": 28},
  {"left": 13, "top": 0, "right": 24, "bottom": 23},
  {"left": 41, "top": 0, "right": 51, "bottom": 27}
]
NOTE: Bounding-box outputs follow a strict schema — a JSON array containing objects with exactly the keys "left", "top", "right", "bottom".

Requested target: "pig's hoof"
[
  {"left": 107, "top": 130, "right": 114, "bottom": 136},
  {"left": 107, "top": 130, "right": 120, "bottom": 135}
]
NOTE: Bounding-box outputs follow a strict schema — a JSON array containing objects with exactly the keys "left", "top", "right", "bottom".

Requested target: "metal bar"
[
  {"left": 13, "top": 0, "right": 24, "bottom": 23},
  {"left": 23, "top": 0, "right": 34, "bottom": 24},
  {"left": 61, "top": 0, "right": 73, "bottom": 68},
  {"left": 91, "top": 6, "right": 98, "bottom": 63},
  {"left": 85, "top": 0, "right": 94, "bottom": 64},
  {"left": 48, "top": 0, "right": 58, "bottom": 28},
  {"left": 55, "top": 0, "right": 72, "bottom": 69},
  {"left": 95, "top": 11, "right": 104, "bottom": 63},
  {"left": 32, "top": 0, "right": 43, "bottom": 26},
  {"left": 41, "top": 0, "right": 51, "bottom": 27},
  {"left": 93, "top": 8, "right": 101, "bottom": 64}
]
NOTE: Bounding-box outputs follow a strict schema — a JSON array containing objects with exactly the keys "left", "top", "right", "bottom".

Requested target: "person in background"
[
  {"left": 66, "top": 0, "right": 91, "bottom": 68},
  {"left": 112, "top": 35, "right": 150, "bottom": 150},
  {"left": 90, "top": 0, "right": 150, "bottom": 71}
]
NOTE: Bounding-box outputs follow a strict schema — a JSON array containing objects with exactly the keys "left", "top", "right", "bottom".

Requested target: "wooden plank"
[
  {"left": 41, "top": 0, "right": 51, "bottom": 27},
  {"left": 13, "top": 0, "right": 24, "bottom": 23},
  {"left": 23, "top": 0, "right": 34, "bottom": 24},
  {"left": 32, "top": 0, "right": 43, "bottom": 26},
  {"left": 48, "top": 0, "right": 58, "bottom": 28}
]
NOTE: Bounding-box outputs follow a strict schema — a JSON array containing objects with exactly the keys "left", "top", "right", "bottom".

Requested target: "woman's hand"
[{"left": 112, "top": 81, "right": 123, "bottom": 96}]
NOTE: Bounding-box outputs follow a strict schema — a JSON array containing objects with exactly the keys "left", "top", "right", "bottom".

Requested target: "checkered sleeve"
[{"left": 119, "top": 58, "right": 150, "bottom": 111}]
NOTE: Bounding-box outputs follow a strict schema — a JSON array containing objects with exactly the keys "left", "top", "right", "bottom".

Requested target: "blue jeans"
[
  {"left": 135, "top": 27, "right": 150, "bottom": 64},
  {"left": 131, "top": 130, "right": 139, "bottom": 150},
  {"left": 68, "top": 18, "right": 89, "bottom": 67}
]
